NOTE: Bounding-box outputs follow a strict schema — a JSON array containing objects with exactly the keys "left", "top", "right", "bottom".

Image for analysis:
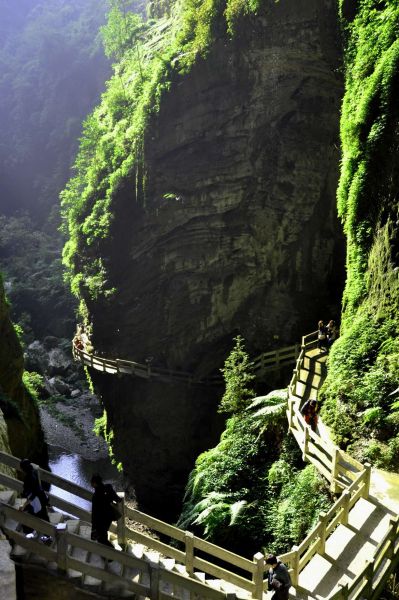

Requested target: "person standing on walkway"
[
  {"left": 266, "top": 554, "right": 292, "bottom": 600},
  {"left": 326, "top": 320, "right": 338, "bottom": 348},
  {"left": 317, "top": 320, "right": 328, "bottom": 351},
  {"left": 19, "top": 458, "right": 50, "bottom": 535},
  {"left": 90, "top": 473, "right": 121, "bottom": 547},
  {"left": 300, "top": 399, "right": 318, "bottom": 432}
]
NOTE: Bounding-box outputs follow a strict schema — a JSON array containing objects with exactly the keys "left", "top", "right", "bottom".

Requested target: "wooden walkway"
[
  {"left": 0, "top": 332, "right": 398, "bottom": 599},
  {"left": 72, "top": 341, "right": 300, "bottom": 384}
]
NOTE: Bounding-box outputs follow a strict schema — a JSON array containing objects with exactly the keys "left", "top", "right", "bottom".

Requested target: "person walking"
[
  {"left": 90, "top": 473, "right": 122, "bottom": 548},
  {"left": 19, "top": 458, "right": 50, "bottom": 539},
  {"left": 266, "top": 554, "right": 292, "bottom": 600},
  {"left": 300, "top": 399, "right": 318, "bottom": 432}
]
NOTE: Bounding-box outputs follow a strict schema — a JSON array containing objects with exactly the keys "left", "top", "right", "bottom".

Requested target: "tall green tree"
[{"left": 218, "top": 335, "right": 255, "bottom": 414}]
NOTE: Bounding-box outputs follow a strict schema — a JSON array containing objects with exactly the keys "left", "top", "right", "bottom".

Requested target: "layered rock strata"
[{"left": 84, "top": 0, "right": 344, "bottom": 515}]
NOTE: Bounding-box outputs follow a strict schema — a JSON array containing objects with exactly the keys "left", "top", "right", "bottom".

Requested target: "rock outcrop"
[
  {"left": 0, "top": 277, "right": 47, "bottom": 463},
  {"left": 79, "top": 0, "right": 345, "bottom": 516}
]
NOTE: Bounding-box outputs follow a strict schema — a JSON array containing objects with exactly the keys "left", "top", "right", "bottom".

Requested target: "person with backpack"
[
  {"left": 266, "top": 554, "right": 292, "bottom": 600},
  {"left": 90, "top": 473, "right": 122, "bottom": 547},
  {"left": 19, "top": 458, "right": 50, "bottom": 540}
]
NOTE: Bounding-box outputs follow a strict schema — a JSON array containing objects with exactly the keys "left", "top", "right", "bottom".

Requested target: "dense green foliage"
[
  {"left": 321, "top": 0, "right": 399, "bottom": 469},
  {"left": 179, "top": 339, "right": 330, "bottom": 556},
  {"left": 0, "top": 214, "right": 75, "bottom": 340},
  {"left": 178, "top": 390, "right": 330, "bottom": 555},
  {"left": 61, "top": 0, "right": 262, "bottom": 307}
]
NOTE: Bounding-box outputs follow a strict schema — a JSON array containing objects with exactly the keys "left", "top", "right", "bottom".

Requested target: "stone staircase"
[{"left": 0, "top": 485, "right": 253, "bottom": 599}]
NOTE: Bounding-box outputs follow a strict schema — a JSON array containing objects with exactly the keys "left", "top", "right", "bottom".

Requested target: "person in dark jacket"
[
  {"left": 266, "top": 554, "right": 292, "bottom": 600},
  {"left": 300, "top": 399, "right": 319, "bottom": 432},
  {"left": 90, "top": 473, "right": 121, "bottom": 547},
  {"left": 19, "top": 458, "right": 50, "bottom": 535}
]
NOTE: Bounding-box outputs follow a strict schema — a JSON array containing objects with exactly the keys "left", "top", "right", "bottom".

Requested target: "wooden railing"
[
  {"left": 0, "top": 451, "right": 269, "bottom": 599},
  {"left": 3, "top": 331, "right": 399, "bottom": 599},
  {"left": 72, "top": 341, "right": 300, "bottom": 385},
  {"left": 0, "top": 502, "right": 231, "bottom": 600},
  {"left": 287, "top": 331, "right": 364, "bottom": 493},
  {"left": 286, "top": 332, "right": 399, "bottom": 600}
]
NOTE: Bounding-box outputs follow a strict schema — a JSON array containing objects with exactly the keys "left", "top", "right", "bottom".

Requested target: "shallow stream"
[{"left": 47, "top": 446, "right": 122, "bottom": 512}]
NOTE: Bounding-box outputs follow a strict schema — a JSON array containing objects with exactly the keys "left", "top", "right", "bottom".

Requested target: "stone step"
[
  {"left": 219, "top": 579, "right": 251, "bottom": 599},
  {"left": 103, "top": 557, "right": 125, "bottom": 596},
  {"left": 143, "top": 549, "right": 160, "bottom": 565},
  {"left": 67, "top": 522, "right": 92, "bottom": 580},
  {"left": 128, "top": 542, "right": 144, "bottom": 559},
  {"left": 173, "top": 563, "right": 188, "bottom": 577},
  {"left": 160, "top": 556, "right": 175, "bottom": 571},
  {"left": 48, "top": 512, "right": 63, "bottom": 525},
  {"left": 207, "top": 578, "right": 222, "bottom": 591},
  {"left": 83, "top": 551, "right": 105, "bottom": 588},
  {"left": 0, "top": 490, "right": 16, "bottom": 506}
]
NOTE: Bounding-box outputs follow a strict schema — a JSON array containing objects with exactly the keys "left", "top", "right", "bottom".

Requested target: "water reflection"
[{"left": 48, "top": 445, "right": 122, "bottom": 512}]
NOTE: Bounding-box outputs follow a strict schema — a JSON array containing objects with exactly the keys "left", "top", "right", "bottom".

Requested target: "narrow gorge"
[{"left": 63, "top": 0, "right": 346, "bottom": 517}]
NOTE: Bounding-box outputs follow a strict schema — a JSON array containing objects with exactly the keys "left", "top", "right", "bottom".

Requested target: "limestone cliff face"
[
  {"left": 0, "top": 278, "right": 46, "bottom": 463},
  {"left": 86, "top": 0, "right": 344, "bottom": 515}
]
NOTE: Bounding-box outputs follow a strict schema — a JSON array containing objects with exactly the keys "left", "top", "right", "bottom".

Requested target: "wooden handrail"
[
  {"left": 1, "top": 330, "right": 398, "bottom": 599},
  {"left": 72, "top": 340, "right": 300, "bottom": 385}
]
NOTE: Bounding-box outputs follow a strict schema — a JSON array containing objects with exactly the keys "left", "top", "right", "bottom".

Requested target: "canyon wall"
[
  {"left": 70, "top": 0, "right": 344, "bottom": 516},
  {"left": 0, "top": 277, "right": 47, "bottom": 463}
]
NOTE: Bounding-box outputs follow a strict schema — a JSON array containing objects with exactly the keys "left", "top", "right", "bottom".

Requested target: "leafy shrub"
[
  {"left": 22, "top": 371, "right": 43, "bottom": 405},
  {"left": 178, "top": 388, "right": 331, "bottom": 556}
]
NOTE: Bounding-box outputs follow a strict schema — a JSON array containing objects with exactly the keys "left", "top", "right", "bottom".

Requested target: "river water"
[{"left": 48, "top": 444, "right": 123, "bottom": 512}]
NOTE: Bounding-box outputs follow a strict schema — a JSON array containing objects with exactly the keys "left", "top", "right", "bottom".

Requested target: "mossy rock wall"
[
  {"left": 321, "top": 2, "right": 399, "bottom": 468},
  {"left": 0, "top": 278, "right": 46, "bottom": 463}
]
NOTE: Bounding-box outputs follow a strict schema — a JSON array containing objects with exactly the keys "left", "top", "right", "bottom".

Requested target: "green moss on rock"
[{"left": 321, "top": 1, "right": 399, "bottom": 469}]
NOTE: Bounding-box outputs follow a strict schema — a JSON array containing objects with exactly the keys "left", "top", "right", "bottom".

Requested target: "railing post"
[
  {"left": 56, "top": 523, "right": 68, "bottom": 572},
  {"left": 365, "top": 559, "right": 374, "bottom": 597},
  {"left": 341, "top": 490, "right": 350, "bottom": 526},
  {"left": 149, "top": 562, "right": 160, "bottom": 600},
  {"left": 295, "top": 344, "right": 300, "bottom": 359},
  {"left": 330, "top": 447, "right": 339, "bottom": 493},
  {"left": 184, "top": 531, "right": 194, "bottom": 577},
  {"left": 338, "top": 583, "right": 349, "bottom": 599},
  {"left": 388, "top": 516, "right": 398, "bottom": 558},
  {"left": 290, "top": 545, "right": 299, "bottom": 587},
  {"left": 252, "top": 552, "right": 264, "bottom": 600},
  {"left": 117, "top": 492, "right": 126, "bottom": 549},
  {"left": 362, "top": 463, "right": 371, "bottom": 499},
  {"left": 318, "top": 512, "right": 327, "bottom": 554},
  {"left": 303, "top": 426, "right": 310, "bottom": 461},
  {"left": 288, "top": 397, "right": 294, "bottom": 429}
]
